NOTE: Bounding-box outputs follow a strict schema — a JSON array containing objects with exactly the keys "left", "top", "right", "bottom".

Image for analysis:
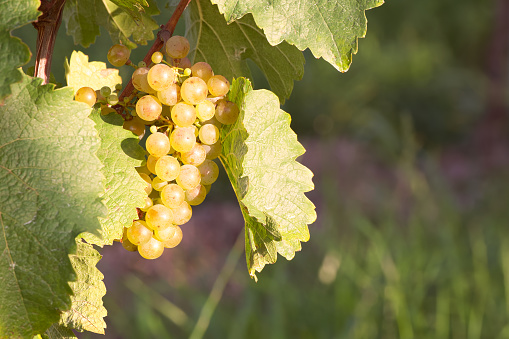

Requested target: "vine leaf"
[
  {"left": 65, "top": 51, "right": 122, "bottom": 94},
  {"left": 185, "top": 0, "right": 304, "bottom": 103},
  {"left": 58, "top": 240, "right": 107, "bottom": 334},
  {"left": 0, "top": 72, "right": 105, "bottom": 338},
  {"left": 211, "top": 0, "right": 384, "bottom": 72},
  {"left": 84, "top": 110, "right": 147, "bottom": 246},
  {"left": 62, "top": 0, "right": 160, "bottom": 49},
  {"left": 110, "top": 0, "right": 149, "bottom": 21},
  {"left": 0, "top": 0, "right": 40, "bottom": 103},
  {"left": 44, "top": 324, "right": 77, "bottom": 339},
  {"left": 220, "top": 78, "right": 316, "bottom": 280}
]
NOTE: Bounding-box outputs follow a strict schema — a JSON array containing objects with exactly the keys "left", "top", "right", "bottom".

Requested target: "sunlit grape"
[
  {"left": 191, "top": 62, "right": 214, "bottom": 83},
  {"left": 127, "top": 220, "right": 152, "bottom": 245},
  {"left": 147, "top": 64, "right": 176, "bottom": 92},
  {"left": 171, "top": 202, "right": 192, "bottom": 226},
  {"left": 147, "top": 155, "right": 159, "bottom": 174},
  {"left": 155, "top": 155, "right": 180, "bottom": 181},
  {"left": 75, "top": 87, "right": 96, "bottom": 107},
  {"left": 157, "top": 83, "right": 181, "bottom": 106},
  {"left": 107, "top": 44, "right": 130, "bottom": 67},
  {"left": 197, "top": 159, "right": 219, "bottom": 185},
  {"left": 163, "top": 226, "right": 183, "bottom": 248},
  {"left": 138, "top": 237, "right": 164, "bottom": 259},
  {"left": 146, "top": 132, "right": 171, "bottom": 157},
  {"left": 166, "top": 36, "right": 190, "bottom": 59},
  {"left": 152, "top": 176, "right": 168, "bottom": 191},
  {"left": 136, "top": 95, "right": 162, "bottom": 121},
  {"left": 132, "top": 67, "right": 156, "bottom": 94},
  {"left": 180, "top": 143, "right": 206, "bottom": 166},
  {"left": 185, "top": 184, "right": 207, "bottom": 205},
  {"left": 181, "top": 77, "right": 208, "bottom": 105},
  {"left": 171, "top": 102, "right": 196, "bottom": 127},
  {"left": 154, "top": 225, "right": 177, "bottom": 242},
  {"left": 151, "top": 51, "right": 164, "bottom": 64},
  {"left": 170, "top": 127, "right": 196, "bottom": 153},
  {"left": 198, "top": 124, "right": 220, "bottom": 145},
  {"left": 176, "top": 164, "right": 201, "bottom": 190},
  {"left": 207, "top": 75, "right": 230, "bottom": 97},
  {"left": 195, "top": 100, "right": 215, "bottom": 121},
  {"left": 140, "top": 196, "right": 154, "bottom": 212},
  {"left": 161, "top": 184, "right": 185, "bottom": 209},
  {"left": 139, "top": 173, "right": 152, "bottom": 195},
  {"left": 122, "top": 227, "right": 138, "bottom": 252},
  {"left": 145, "top": 204, "right": 173, "bottom": 230}
]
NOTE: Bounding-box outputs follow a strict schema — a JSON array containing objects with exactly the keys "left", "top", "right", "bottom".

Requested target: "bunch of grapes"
[{"left": 74, "top": 36, "right": 239, "bottom": 259}]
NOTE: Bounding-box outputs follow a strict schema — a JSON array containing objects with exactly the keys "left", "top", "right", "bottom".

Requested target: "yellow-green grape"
[
  {"left": 155, "top": 155, "right": 180, "bottom": 181},
  {"left": 141, "top": 196, "right": 154, "bottom": 212},
  {"left": 107, "top": 44, "right": 130, "bottom": 67},
  {"left": 171, "top": 102, "right": 196, "bottom": 127},
  {"left": 123, "top": 119, "right": 145, "bottom": 136},
  {"left": 138, "top": 61, "right": 147, "bottom": 68},
  {"left": 170, "top": 127, "right": 196, "bottom": 153},
  {"left": 180, "top": 143, "right": 206, "bottom": 166},
  {"left": 192, "top": 125, "right": 199, "bottom": 137},
  {"left": 101, "top": 106, "right": 116, "bottom": 116},
  {"left": 197, "top": 159, "right": 219, "bottom": 185},
  {"left": 150, "top": 125, "right": 158, "bottom": 134},
  {"left": 171, "top": 201, "right": 192, "bottom": 226},
  {"left": 181, "top": 77, "right": 208, "bottom": 105},
  {"left": 163, "top": 226, "right": 183, "bottom": 248},
  {"left": 122, "top": 227, "right": 138, "bottom": 252},
  {"left": 100, "top": 86, "right": 111, "bottom": 97},
  {"left": 151, "top": 51, "right": 164, "bottom": 64},
  {"left": 146, "top": 132, "right": 171, "bottom": 157},
  {"left": 166, "top": 35, "right": 190, "bottom": 59},
  {"left": 147, "top": 155, "right": 159, "bottom": 174},
  {"left": 207, "top": 75, "right": 230, "bottom": 97},
  {"left": 157, "top": 83, "right": 181, "bottom": 106},
  {"left": 132, "top": 67, "right": 156, "bottom": 94},
  {"left": 176, "top": 164, "right": 201, "bottom": 190},
  {"left": 75, "top": 87, "right": 96, "bottom": 107},
  {"left": 145, "top": 204, "right": 173, "bottom": 231},
  {"left": 183, "top": 68, "right": 192, "bottom": 76},
  {"left": 154, "top": 225, "right": 177, "bottom": 242},
  {"left": 185, "top": 184, "right": 207, "bottom": 206},
  {"left": 191, "top": 62, "right": 214, "bottom": 83},
  {"left": 136, "top": 95, "right": 162, "bottom": 121},
  {"left": 204, "top": 184, "right": 211, "bottom": 194},
  {"left": 147, "top": 64, "right": 176, "bottom": 92},
  {"left": 195, "top": 100, "right": 215, "bottom": 121},
  {"left": 215, "top": 99, "right": 240, "bottom": 125},
  {"left": 202, "top": 142, "right": 222, "bottom": 160},
  {"left": 139, "top": 173, "right": 152, "bottom": 195},
  {"left": 138, "top": 237, "right": 164, "bottom": 259},
  {"left": 127, "top": 220, "right": 153, "bottom": 245},
  {"left": 152, "top": 176, "right": 168, "bottom": 191},
  {"left": 198, "top": 124, "right": 220, "bottom": 145},
  {"left": 107, "top": 94, "right": 119, "bottom": 105},
  {"left": 161, "top": 184, "right": 185, "bottom": 208}
]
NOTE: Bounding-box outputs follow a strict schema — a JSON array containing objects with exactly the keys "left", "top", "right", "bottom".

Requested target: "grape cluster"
[{"left": 74, "top": 36, "right": 239, "bottom": 259}]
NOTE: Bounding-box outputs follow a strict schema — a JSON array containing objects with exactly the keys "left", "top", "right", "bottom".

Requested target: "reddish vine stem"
[
  {"left": 114, "top": 0, "right": 192, "bottom": 118},
  {"left": 33, "top": 0, "right": 67, "bottom": 84}
]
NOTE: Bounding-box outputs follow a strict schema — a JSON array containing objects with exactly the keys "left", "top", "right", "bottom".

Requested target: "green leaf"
[
  {"left": 59, "top": 239, "right": 106, "bottom": 334},
  {"left": 0, "top": 0, "right": 40, "bottom": 103},
  {"left": 44, "top": 324, "right": 76, "bottom": 339},
  {"left": 65, "top": 51, "right": 122, "bottom": 94},
  {"left": 62, "top": 0, "right": 160, "bottom": 49},
  {"left": 84, "top": 109, "right": 147, "bottom": 246},
  {"left": 210, "top": 0, "right": 384, "bottom": 72},
  {"left": 0, "top": 72, "right": 105, "bottom": 338},
  {"left": 220, "top": 78, "right": 316, "bottom": 280},
  {"left": 110, "top": 0, "right": 149, "bottom": 21},
  {"left": 185, "top": 0, "right": 304, "bottom": 102}
]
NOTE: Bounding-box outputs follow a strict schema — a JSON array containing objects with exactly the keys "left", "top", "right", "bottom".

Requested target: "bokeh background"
[{"left": 14, "top": 0, "right": 509, "bottom": 337}]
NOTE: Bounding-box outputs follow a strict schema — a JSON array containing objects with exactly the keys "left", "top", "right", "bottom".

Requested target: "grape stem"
[
  {"left": 33, "top": 0, "right": 67, "bottom": 84},
  {"left": 114, "top": 0, "right": 193, "bottom": 119}
]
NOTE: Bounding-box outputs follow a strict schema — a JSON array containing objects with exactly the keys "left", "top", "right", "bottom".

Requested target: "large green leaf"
[
  {"left": 185, "top": 0, "right": 304, "bottom": 102},
  {"left": 0, "top": 0, "right": 40, "bottom": 103},
  {"left": 62, "top": 0, "right": 160, "bottom": 49},
  {"left": 110, "top": 0, "right": 150, "bottom": 21},
  {"left": 44, "top": 324, "right": 76, "bottom": 339},
  {"left": 220, "top": 78, "right": 316, "bottom": 280},
  {"left": 58, "top": 240, "right": 106, "bottom": 334},
  {"left": 84, "top": 110, "right": 147, "bottom": 246},
  {"left": 0, "top": 72, "right": 105, "bottom": 338},
  {"left": 211, "top": 0, "right": 384, "bottom": 72}
]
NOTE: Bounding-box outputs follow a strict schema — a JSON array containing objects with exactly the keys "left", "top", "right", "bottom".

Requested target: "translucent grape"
[
  {"left": 166, "top": 36, "right": 190, "bottom": 59},
  {"left": 138, "top": 237, "right": 164, "bottom": 259},
  {"left": 157, "top": 83, "right": 181, "bottom": 106},
  {"left": 163, "top": 226, "right": 183, "bottom": 248},
  {"left": 171, "top": 202, "right": 192, "bottom": 226},
  {"left": 75, "top": 87, "right": 96, "bottom": 107},
  {"left": 198, "top": 159, "right": 219, "bottom": 185},
  {"left": 140, "top": 196, "right": 153, "bottom": 212},
  {"left": 107, "top": 44, "right": 130, "bottom": 67},
  {"left": 154, "top": 225, "right": 177, "bottom": 242},
  {"left": 139, "top": 173, "right": 152, "bottom": 195},
  {"left": 146, "top": 132, "right": 171, "bottom": 157},
  {"left": 151, "top": 51, "right": 164, "bottom": 64},
  {"left": 132, "top": 67, "right": 156, "bottom": 94},
  {"left": 147, "top": 155, "right": 159, "bottom": 174},
  {"left": 195, "top": 100, "right": 215, "bottom": 121},
  {"left": 180, "top": 143, "right": 206, "bottom": 166},
  {"left": 170, "top": 127, "right": 196, "bottom": 153},
  {"left": 147, "top": 64, "right": 176, "bottom": 92},
  {"left": 155, "top": 155, "right": 180, "bottom": 181},
  {"left": 127, "top": 220, "right": 152, "bottom": 245},
  {"left": 171, "top": 103, "right": 196, "bottom": 127},
  {"left": 145, "top": 204, "right": 173, "bottom": 230},
  {"left": 202, "top": 116, "right": 222, "bottom": 128},
  {"left": 179, "top": 57, "right": 192, "bottom": 69},
  {"left": 102, "top": 107, "right": 116, "bottom": 116},
  {"left": 176, "top": 164, "right": 201, "bottom": 190},
  {"left": 207, "top": 75, "right": 230, "bottom": 97},
  {"left": 191, "top": 62, "right": 214, "bottom": 83},
  {"left": 198, "top": 124, "right": 220, "bottom": 145},
  {"left": 161, "top": 184, "right": 185, "bottom": 209},
  {"left": 122, "top": 227, "right": 138, "bottom": 252},
  {"left": 152, "top": 176, "right": 168, "bottom": 191},
  {"left": 136, "top": 95, "right": 162, "bottom": 121},
  {"left": 123, "top": 119, "right": 145, "bottom": 136},
  {"left": 215, "top": 100, "right": 239, "bottom": 125},
  {"left": 204, "top": 184, "right": 211, "bottom": 194},
  {"left": 185, "top": 184, "right": 207, "bottom": 206},
  {"left": 181, "top": 77, "right": 208, "bottom": 105},
  {"left": 203, "top": 142, "right": 222, "bottom": 160},
  {"left": 100, "top": 86, "right": 111, "bottom": 97}
]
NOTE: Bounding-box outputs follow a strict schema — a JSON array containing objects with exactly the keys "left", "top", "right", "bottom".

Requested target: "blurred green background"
[{"left": 15, "top": 0, "right": 509, "bottom": 337}]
